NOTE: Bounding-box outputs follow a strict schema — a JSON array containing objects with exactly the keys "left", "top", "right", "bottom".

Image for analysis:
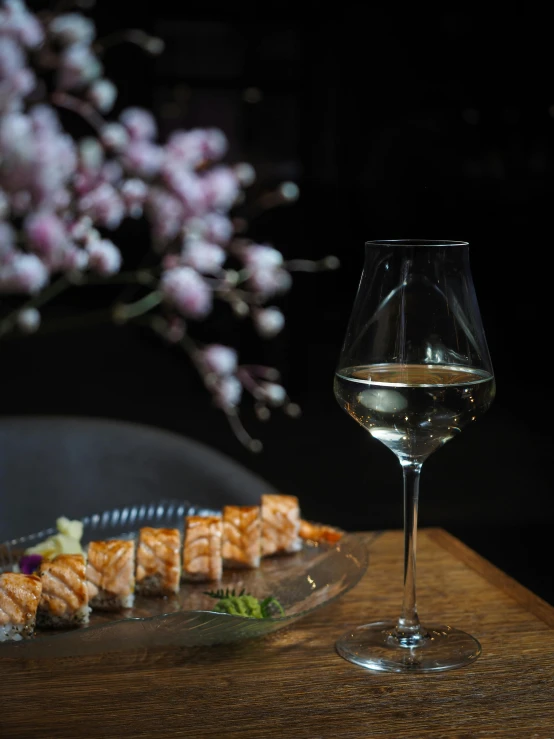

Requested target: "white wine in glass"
[{"left": 334, "top": 240, "right": 495, "bottom": 673}]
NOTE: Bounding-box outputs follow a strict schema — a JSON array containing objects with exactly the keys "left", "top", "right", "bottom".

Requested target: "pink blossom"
[
  {"left": 49, "top": 13, "right": 95, "bottom": 46},
  {"left": 101, "top": 160, "right": 123, "bottom": 185},
  {"left": 0, "top": 190, "right": 9, "bottom": 219},
  {"left": 201, "top": 345, "right": 238, "bottom": 376},
  {"left": 165, "top": 316, "right": 185, "bottom": 343},
  {"left": 162, "top": 165, "right": 205, "bottom": 215},
  {"left": 0, "top": 0, "right": 45, "bottom": 48},
  {"left": 234, "top": 162, "right": 256, "bottom": 187},
  {"left": 254, "top": 307, "right": 285, "bottom": 338},
  {"left": 12, "top": 67, "right": 34, "bottom": 97},
  {"left": 78, "top": 183, "right": 125, "bottom": 229},
  {"left": 0, "top": 252, "right": 49, "bottom": 293},
  {"left": 181, "top": 239, "right": 225, "bottom": 274},
  {"left": 0, "top": 48, "right": 34, "bottom": 111},
  {"left": 146, "top": 187, "right": 185, "bottom": 243},
  {"left": 243, "top": 244, "right": 283, "bottom": 271},
  {"left": 24, "top": 211, "right": 68, "bottom": 267},
  {"left": 68, "top": 215, "right": 93, "bottom": 242},
  {"left": 160, "top": 266, "right": 212, "bottom": 319},
  {"left": 29, "top": 105, "right": 61, "bottom": 135},
  {"left": 203, "top": 128, "right": 228, "bottom": 160},
  {"left": 62, "top": 243, "right": 89, "bottom": 271},
  {"left": 166, "top": 128, "right": 227, "bottom": 169},
  {"left": 57, "top": 44, "right": 102, "bottom": 91},
  {"left": 213, "top": 375, "right": 242, "bottom": 410},
  {"left": 10, "top": 189, "right": 30, "bottom": 214},
  {"left": 241, "top": 245, "right": 291, "bottom": 298},
  {"left": 202, "top": 166, "right": 240, "bottom": 211},
  {"left": 120, "top": 108, "right": 157, "bottom": 141},
  {"left": 31, "top": 131, "right": 78, "bottom": 207},
  {"left": 100, "top": 123, "right": 129, "bottom": 152},
  {"left": 166, "top": 130, "right": 210, "bottom": 169},
  {"left": 249, "top": 267, "right": 292, "bottom": 298},
  {"left": 0, "top": 36, "right": 25, "bottom": 78},
  {"left": 87, "top": 238, "right": 121, "bottom": 276},
  {"left": 201, "top": 213, "right": 234, "bottom": 244},
  {"left": 16, "top": 306, "right": 40, "bottom": 333},
  {"left": 0, "top": 112, "right": 34, "bottom": 190},
  {"left": 78, "top": 137, "right": 104, "bottom": 174},
  {"left": 162, "top": 254, "right": 180, "bottom": 270},
  {"left": 88, "top": 79, "right": 117, "bottom": 113},
  {"left": 121, "top": 178, "right": 148, "bottom": 217},
  {"left": 259, "top": 382, "right": 287, "bottom": 406},
  {"left": 0, "top": 221, "right": 16, "bottom": 262},
  {"left": 121, "top": 140, "right": 164, "bottom": 178}
]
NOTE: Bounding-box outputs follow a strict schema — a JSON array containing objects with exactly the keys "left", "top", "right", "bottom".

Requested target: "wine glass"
[{"left": 334, "top": 239, "right": 495, "bottom": 673}]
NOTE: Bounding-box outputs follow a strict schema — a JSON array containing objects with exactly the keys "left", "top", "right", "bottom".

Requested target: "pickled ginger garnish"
[
  {"left": 24, "top": 517, "right": 85, "bottom": 560},
  {"left": 204, "top": 588, "right": 285, "bottom": 619}
]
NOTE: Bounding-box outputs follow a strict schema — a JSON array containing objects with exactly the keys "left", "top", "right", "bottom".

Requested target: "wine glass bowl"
[{"left": 334, "top": 239, "right": 495, "bottom": 672}]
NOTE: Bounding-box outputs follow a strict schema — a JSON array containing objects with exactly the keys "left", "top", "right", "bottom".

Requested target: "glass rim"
[{"left": 365, "top": 239, "right": 469, "bottom": 247}]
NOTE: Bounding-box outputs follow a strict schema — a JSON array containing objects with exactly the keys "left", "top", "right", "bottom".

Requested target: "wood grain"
[{"left": 1, "top": 528, "right": 554, "bottom": 739}]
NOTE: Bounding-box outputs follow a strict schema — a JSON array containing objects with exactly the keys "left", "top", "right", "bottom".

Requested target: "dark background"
[{"left": 2, "top": 4, "right": 553, "bottom": 601}]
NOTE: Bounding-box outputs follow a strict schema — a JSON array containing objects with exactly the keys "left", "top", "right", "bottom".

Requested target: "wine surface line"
[{"left": 334, "top": 363, "right": 495, "bottom": 462}]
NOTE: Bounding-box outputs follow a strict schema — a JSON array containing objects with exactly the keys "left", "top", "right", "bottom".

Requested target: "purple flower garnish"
[{"left": 19, "top": 554, "right": 42, "bottom": 574}]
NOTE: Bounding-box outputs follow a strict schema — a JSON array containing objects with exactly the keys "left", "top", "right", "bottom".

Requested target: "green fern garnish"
[{"left": 204, "top": 588, "right": 285, "bottom": 618}]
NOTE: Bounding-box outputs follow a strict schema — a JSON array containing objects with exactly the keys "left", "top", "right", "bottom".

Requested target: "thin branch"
[
  {"left": 134, "top": 314, "right": 262, "bottom": 452},
  {"left": 225, "top": 411, "right": 263, "bottom": 453},
  {"left": 113, "top": 290, "right": 163, "bottom": 322},
  {"left": 94, "top": 29, "right": 165, "bottom": 56},
  {"left": 51, "top": 92, "right": 105, "bottom": 133},
  {"left": 285, "top": 256, "right": 341, "bottom": 272},
  {"left": 88, "top": 270, "right": 158, "bottom": 287},
  {"left": 23, "top": 308, "right": 113, "bottom": 336},
  {"left": 0, "top": 276, "right": 71, "bottom": 337}
]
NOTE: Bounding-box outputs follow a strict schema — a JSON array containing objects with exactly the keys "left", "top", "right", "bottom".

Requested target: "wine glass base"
[{"left": 336, "top": 621, "right": 482, "bottom": 673}]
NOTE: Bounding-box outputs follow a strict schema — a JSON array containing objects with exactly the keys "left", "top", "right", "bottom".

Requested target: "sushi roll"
[
  {"left": 182, "top": 515, "right": 222, "bottom": 582},
  {"left": 222, "top": 505, "right": 261, "bottom": 569},
  {"left": 0, "top": 572, "right": 42, "bottom": 642},
  {"left": 136, "top": 527, "right": 181, "bottom": 596},
  {"left": 261, "top": 494, "right": 302, "bottom": 557},
  {"left": 86, "top": 539, "right": 135, "bottom": 611},
  {"left": 299, "top": 519, "right": 343, "bottom": 544},
  {"left": 37, "top": 553, "right": 90, "bottom": 629}
]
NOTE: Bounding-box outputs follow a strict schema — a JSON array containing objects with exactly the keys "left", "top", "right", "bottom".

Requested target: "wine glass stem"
[{"left": 396, "top": 460, "right": 424, "bottom": 641}]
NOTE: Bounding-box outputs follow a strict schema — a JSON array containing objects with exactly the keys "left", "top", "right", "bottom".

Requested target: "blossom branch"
[
  {"left": 0, "top": 0, "right": 339, "bottom": 451},
  {"left": 94, "top": 29, "right": 165, "bottom": 56},
  {"left": 113, "top": 290, "right": 163, "bottom": 323},
  {"left": 51, "top": 91, "right": 105, "bottom": 132},
  {"left": 0, "top": 276, "right": 71, "bottom": 337}
]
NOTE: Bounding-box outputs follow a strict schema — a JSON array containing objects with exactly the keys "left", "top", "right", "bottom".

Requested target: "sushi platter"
[{"left": 0, "top": 498, "right": 369, "bottom": 657}]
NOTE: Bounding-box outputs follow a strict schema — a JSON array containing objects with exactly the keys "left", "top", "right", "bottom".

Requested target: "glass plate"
[{"left": 0, "top": 500, "right": 370, "bottom": 658}]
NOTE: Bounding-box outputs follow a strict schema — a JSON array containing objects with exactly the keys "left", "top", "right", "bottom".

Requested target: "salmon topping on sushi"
[
  {"left": 37, "top": 554, "right": 90, "bottom": 628},
  {"left": 182, "top": 516, "right": 222, "bottom": 582},
  {"left": 86, "top": 539, "right": 135, "bottom": 611},
  {"left": 136, "top": 527, "right": 181, "bottom": 595},
  {"left": 261, "top": 494, "right": 302, "bottom": 557},
  {"left": 222, "top": 506, "right": 261, "bottom": 569},
  {"left": 299, "top": 520, "right": 343, "bottom": 544},
  {"left": 0, "top": 573, "right": 42, "bottom": 641}
]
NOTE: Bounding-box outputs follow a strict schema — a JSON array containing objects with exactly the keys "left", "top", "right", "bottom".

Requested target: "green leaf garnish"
[{"left": 204, "top": 588, "right": 285, "bottom": 619}]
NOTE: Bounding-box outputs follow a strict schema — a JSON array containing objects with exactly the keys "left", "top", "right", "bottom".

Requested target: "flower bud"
[{"left": 201, "top": 345, "right": 238, "bottom": 376}]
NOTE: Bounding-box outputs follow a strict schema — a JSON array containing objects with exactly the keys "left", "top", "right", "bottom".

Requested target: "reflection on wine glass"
[{"left": 334, "top": 239, "right": 495, "bottom": 673}]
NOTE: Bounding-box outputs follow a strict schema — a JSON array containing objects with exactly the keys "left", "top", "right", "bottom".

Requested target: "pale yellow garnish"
[
  {"left": 25, "top": 517, "right": 85, "bottom": 559},
  {"left": 56, "top": 516, "right": 83, "bottom": 542}
]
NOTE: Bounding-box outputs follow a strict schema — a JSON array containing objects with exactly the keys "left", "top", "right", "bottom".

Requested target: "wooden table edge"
[{"left": 421, "top": 526, "right": 554, "bottom": 628}]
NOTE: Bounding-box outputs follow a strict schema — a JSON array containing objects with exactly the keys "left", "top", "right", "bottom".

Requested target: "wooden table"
[{"left": 2, "top": 528, "right": 554, "bottom": 739}]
